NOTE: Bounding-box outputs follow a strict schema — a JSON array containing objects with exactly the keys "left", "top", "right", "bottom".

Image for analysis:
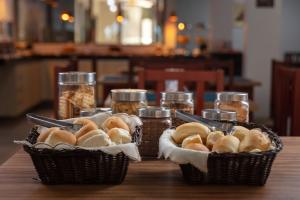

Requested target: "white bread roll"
[
  {"left": 184, "top": 143, "right": 210, "bottom": 152},
  {"left": 37, "top": 127, "right": 60, "bottom": 143},
  {"left": 102, "top": 116, "right": 130, "bottom": 133},
  {"left": 45, "top": 130, "right": 76, "bottom": 146},
  {"left": 212, "top": 135, "right": 240, "bottom": 153},
  {"left": 79, "top": 132, "right": 111, "bottom": 148},
  {"left": 107, "top": 128, "right": 132, "bottom": 144},
  {"left": 182, "top": 134, "right": 202, "bottom": 148},
  {"left": 239, "top": 129, "right": 271, "bottom": 152},
  {"left": 77, "top": 129, "right": 107, "bottom": 145},
  {"left": 232, "top": 126, "right": 250, "bottom": 141},
  {"left": 73, "top": 118, "right": 98, "bottom": 139},
  {"left": 172, "top": 122, "right": 210, "bottom": 144},
  {"left": 206, "top": 131, "right": 224, "bottom": 150}
]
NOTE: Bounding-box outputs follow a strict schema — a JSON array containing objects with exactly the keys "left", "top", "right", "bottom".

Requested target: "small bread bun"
[
  {"left": 182, "top": 134, "right": 202, "bottom": 148},
  {"left": 206, "top": 131, "right": 225, "bottom": 150},
  {"left": 73, "top": 118, "right": 98, "bottom": 139},
  {"left": 232, "top": 126, "right": 250, "bottom": 141},
  {"left": 172, "top": 122, "right": 210, "bottom": 144},
  {"left": 107, "top": 128, "right": 132, "bottom": 144},
  {"left": 77, "top": 129, "right": 107, "bottom": 145},
  {"left": 212, "top": 135, "right": 240, "bottom": 153},
  {"left": 102, "top": 116, "right": 130, "bottom": 133},
  {"left": 239, "top": 129, "right": 271, "bottom": 152},
  {"left": 37, "top": 127, "right": 60, "bottom": 143},
  {"left": 78, "top": 130, "right": 111, "bottom": 148},
  {"left": 184, "top": 143, "right": 210, "bottom": 152},
  {"left": 45, "top": 130, "right": 76, "bottom": 146}
]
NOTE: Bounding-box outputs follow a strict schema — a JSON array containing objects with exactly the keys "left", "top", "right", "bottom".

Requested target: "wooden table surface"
[{"left": 0, "top": 137, "right": 299, "bottom": 200}]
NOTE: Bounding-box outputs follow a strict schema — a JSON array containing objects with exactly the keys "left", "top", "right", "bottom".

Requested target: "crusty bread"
[
  {"left": 206, "top": 131, "right": 224, "bottom": 150},
  {"left": 78, "top": 131, "right": 111, "bottom": 148},
  {"left": 102, "top": 116, "right": 130, "bottom": 133},
  {"left": 37, "top": 127, "right": 60, "bottom": 143},
  {"left": 239, "top": 129, "right": 271, "bottom": 152},
  {"left": 212, "top": 135, "right": 240, "bottom": 153},
  {"left": 184, "top": 143, "right": 210, "bottom": 152},
  {"left": 232, "top": 126, "right": 250, "bottom": 141},
  {"left": 182, "top": 134, "right": 202, "bottom": 148},
  {"left": 73, "top": 118, "right": 98, "bottom": 139},
  {"left": 45, "top": 130, "right": 76, "bottom": 146},
  {"left": 107, "top": 128, "right": 131, "bottom": 144},
  {"left": 172, "top": 122, "right": 210, "bottom": 144},
  {"left": 77, "top": 129, "right": 107, "bottom": 145}
]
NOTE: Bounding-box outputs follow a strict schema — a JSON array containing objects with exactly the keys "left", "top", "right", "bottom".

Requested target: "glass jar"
[
  {"left": 202, "top": 109, "right": 237, "bottom": 122},
  {"left": 111, "top": 89, "right": 147, "bottom": 115},
  {"left": 215, "top": 92, "right": 249, "bottom": 123},
  {"left": 58, "top": 72, "right": 96, "bottom": 119},
  {"left": 138, "top": 107, "right": 172, "bottom": 157},
  {"left": 160, "top": 91, "right": 194, "bottom": 127}
]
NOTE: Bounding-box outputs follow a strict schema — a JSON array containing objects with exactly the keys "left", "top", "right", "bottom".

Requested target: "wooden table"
[{"left": 0, "top": 137, "right": 299, "bottom": 200}]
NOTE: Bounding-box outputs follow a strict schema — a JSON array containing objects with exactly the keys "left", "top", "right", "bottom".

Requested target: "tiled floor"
[{"left": 0, "top": 106, "right": 53, "bottom": 165}]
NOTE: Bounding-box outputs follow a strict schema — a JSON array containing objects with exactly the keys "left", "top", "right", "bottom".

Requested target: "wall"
[
  {"left": 281, "top": 0, "right": 300, "bottom": 55},
  {"left": 243, "top": 0, "right": 282, "bottom": 119}
]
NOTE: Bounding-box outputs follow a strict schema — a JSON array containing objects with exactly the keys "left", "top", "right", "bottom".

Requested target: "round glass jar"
[
  {"left": 214, "top": 92, "right": 249, "bottom": 123},
  {"left": 138, "top": 107, "right": 172, "bottom": 157},
  {"left": 202, "top": 109, "right": 237, "bottom": 122},
  {"left": 58, "top": 72, "right": 96, "bottom": 119},
  {"left": 111, "top": 89, "right": 147, "bottom": 115},
  {"left": 160, "top": 92, "right": 194, "bottom": 127}
]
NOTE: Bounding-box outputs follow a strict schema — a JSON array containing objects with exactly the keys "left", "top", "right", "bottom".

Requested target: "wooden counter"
[{"left": 0, "top": 138, "right": 299, "bottom": 200}]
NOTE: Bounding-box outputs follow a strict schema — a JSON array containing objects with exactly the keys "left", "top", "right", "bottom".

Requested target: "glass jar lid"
[
  {"left": 216, "top": 92, "right": 248, "bottom": 102},
  {"left": 111, "top": 89, "right": 147, "bottom": 101},
  {"left": 202, "top": 109, "right": 237, "bottom": 121},
  {"left": 138, "top": 107, "right": 171, "bottom": 118},
  {"left": 161, "top": 91, "right": 193, "bottom": 101},
  {"left": 58, "top": 72, "right": 96, "bottom": 85}
]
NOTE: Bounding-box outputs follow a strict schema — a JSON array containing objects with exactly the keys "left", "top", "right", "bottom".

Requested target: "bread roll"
[
  {"left": 79, "top": 132, "right": 111, "bottom": 148},
  {"left": 182, "top": 134, "right": 202, "bottom": 148},
  {"left": 232, "top": 126, "right": 249, "bottom": 141},
  {"left": 239, "top": 129, "right": 271, "bottom": 152},
  {"left": 184, "top": 143, "right": 210, "bottom": 152},
  {"left": 45, "top": 130, "right": 76, "bottom": 146},
  {"left": 73, "top": 118, "right": 98, "bottom": 139},
  {"left": 102, "top": 116, "right": 130, "bottom": 133},
  {"left": 212, "top": 135, "right": 240, "bottom": 153},
  {"left": 206, "top": 131, "right": 224, "bottom": 150},
  {"left": 107, "top": 128, "right": 132, "bottom": 144},
  {"left": 77, "top": 129, "right": 107, "bottom": 145},
  {"left": 172, "top": 122, "right": 210, "bottom": 144},
  {"left": 37, "top": 127, "right": 60, "bottom": 143}
]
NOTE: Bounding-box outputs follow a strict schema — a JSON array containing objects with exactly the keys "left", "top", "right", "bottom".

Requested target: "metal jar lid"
[
  {"left": 58, "top": 72, "right": 96, "bottom": 85},
  {"left": 202, "top": 109, "right": 237, "bottom": 121},
  {"left": 161, "top": 92, "right": 193, "bottom": 102},
  {"left": 216, "top": 92, "right": 248, "bottom": 102},
  {"left": 111, "top": 89, "right": 147, "bottom": 101},
  {"left": 138, "top": 107, "right": 171, "bottom": 118}
]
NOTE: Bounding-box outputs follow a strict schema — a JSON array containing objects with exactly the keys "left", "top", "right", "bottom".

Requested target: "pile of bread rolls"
[
  {"left": 171, "top": 122, "right": 273, "bottom": 153},
  {"left": 37, "top": 116, "right": 132, "bottom": 148}
]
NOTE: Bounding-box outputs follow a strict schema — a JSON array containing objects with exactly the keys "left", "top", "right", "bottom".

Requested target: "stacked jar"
[
  {"left": 58, "top": 72, "right": 96, "bottom": 119},
  {"left": 111, "top": 89, "right": 147, "bottom": 115},
  {"left": 138, "top": 107, "right": 172, "bottom": 157},
  {"left": 214, "top": 92, "right": 249, "bottom": 123},
  {"left": 160, "top": 92, "right": 194, "bottom": 127}
]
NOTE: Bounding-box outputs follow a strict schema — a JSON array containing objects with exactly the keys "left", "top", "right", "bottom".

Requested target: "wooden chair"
[
  {"left": 138, "top": 69, "right": 224, "bottom": 114},
  {"left": 53, "top": 58, "right": 78, "bottom": 119},
  {"left": 273, "top": 65, "right": 300, "bottom": 136}
]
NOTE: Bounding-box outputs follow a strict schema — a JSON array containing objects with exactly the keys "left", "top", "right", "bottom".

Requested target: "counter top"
[{"left": 1, "top": 137, "right": 298, "bottom": 200}]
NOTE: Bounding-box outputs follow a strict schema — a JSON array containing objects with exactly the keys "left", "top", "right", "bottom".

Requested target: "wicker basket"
[
  {"left": 23, "top": 126, "right": 142, "bottom": 185},
  {"left": 179, "top": 123, "right": 283, "bottom": 185}
]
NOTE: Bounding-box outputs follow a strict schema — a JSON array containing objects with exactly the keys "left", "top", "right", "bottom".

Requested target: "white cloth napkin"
[{"left": 158, "top": 129, "right": 209, "bottom": 173}]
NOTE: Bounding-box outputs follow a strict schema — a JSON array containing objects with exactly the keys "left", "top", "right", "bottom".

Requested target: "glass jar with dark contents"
[
  {"left": 138, "top": 107, "right": 172, "bottom": 157},
  {"left": 160, "top": 92, "right": 194, "bottom": 127}
]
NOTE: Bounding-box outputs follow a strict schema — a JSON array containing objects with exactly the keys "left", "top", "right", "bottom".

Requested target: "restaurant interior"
[{"left": 0, "top": 0, "right": 299, "bottom": 198}]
